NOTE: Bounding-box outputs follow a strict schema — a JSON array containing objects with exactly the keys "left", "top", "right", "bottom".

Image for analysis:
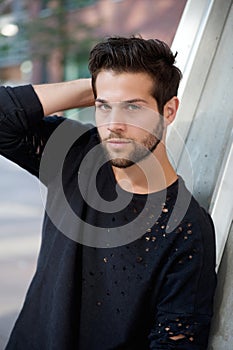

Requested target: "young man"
[{"left": 0, "top": 36, "right": 216, "bottom": 349}]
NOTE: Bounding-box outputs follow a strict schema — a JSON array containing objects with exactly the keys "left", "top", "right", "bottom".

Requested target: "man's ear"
[{"left": 163, "top": 96, "right": 179, "bottom": 125}]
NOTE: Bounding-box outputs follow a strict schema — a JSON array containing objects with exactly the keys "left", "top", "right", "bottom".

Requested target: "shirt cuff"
[{"left": 11, "top": 84, "right": 44, "bottom": 128}]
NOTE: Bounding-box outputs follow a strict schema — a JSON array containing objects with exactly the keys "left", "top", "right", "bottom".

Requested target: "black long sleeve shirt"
[{"left": 0, "top": 85, "right": 217, "bottom": 349}]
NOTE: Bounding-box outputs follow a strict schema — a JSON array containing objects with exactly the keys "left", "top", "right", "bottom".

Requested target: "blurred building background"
[{"left": 0, "top": 0, "right": 186, "bottom": 85}]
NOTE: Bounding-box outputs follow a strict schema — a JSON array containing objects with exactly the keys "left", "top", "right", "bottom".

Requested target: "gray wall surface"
[
  {"left": 170, "top": 1, "right": 233, "bottom": 348},
  {"left": 178, "top": 1, "right": 233, "bottom": 210},
  {"left": 172, "top": 0, "right": 233, "bottom": 210},
  {"left": 208, "top": 222, "right": 233, "bottom": 349}
]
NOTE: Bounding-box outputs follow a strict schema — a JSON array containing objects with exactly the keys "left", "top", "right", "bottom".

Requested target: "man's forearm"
[{"left": 33, "top": 79, "right": 94, "bottom": 116}]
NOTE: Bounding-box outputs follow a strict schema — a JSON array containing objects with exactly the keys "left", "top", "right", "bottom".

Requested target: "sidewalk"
[
  {"left": 0, "top": 311, "right": 18, "bottom": 350},
  {"left": 0, "top": 157, "right": 43, "bottom": 349}
]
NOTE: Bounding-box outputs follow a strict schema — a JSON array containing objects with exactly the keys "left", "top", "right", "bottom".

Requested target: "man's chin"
[{"left": 110, "top": 158, "right": 135, "bottom": 168}]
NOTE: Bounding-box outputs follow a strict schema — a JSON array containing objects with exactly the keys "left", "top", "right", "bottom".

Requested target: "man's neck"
[{"left": 112, "top": 143, "right": 178, "bottom": 194}]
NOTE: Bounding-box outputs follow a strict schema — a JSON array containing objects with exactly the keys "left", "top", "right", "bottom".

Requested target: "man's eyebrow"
[
  {"left": 95, "top": 98, "right": 107, "bottom": 103},
  {"left": 95, "top": 98, "right": 147, "bottom": 103},
  {"left": 124, "top": 99, "right": 147, "bottom": 104}
]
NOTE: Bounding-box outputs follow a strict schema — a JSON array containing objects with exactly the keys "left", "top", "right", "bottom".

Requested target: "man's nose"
[{"left": 107, "top": 108, "right": 127, "bottom": 132}]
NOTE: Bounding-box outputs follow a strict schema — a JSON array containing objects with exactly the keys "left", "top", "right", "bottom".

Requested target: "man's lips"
[
  {"left": 105, "top": 138, "right": 132, "bottom": 149},
  {"left": 107, "top": 138, "right": 131, "bottom": 143}
]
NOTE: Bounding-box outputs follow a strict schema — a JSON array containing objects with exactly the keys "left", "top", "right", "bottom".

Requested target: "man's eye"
[
  {"left": 127, "top": 104, "right": 142, "bottom": 111},
  {"left": 96, "top": 104, "right": 111, "bottom": 111}
]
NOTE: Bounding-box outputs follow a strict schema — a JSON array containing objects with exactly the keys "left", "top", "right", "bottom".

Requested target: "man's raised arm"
[{"left": 33, "top": 78, "right": 94, "bottom": 116}]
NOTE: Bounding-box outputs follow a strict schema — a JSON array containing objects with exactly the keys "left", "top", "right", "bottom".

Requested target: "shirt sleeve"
[
  {"left": 0, "top": 84, "right": 66, "bottom": 179},
  {"left": 148, "top": 208, "right": 217, "bottom": 349}
]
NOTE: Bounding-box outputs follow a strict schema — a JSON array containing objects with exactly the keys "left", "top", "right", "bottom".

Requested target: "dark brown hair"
[{"left": 88, "top": 36, "right": 182, "bottom": 115}]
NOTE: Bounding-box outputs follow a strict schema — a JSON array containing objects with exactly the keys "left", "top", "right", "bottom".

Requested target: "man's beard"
[{"left": 101, "top": 121, "right": 164, "bottom": 168}]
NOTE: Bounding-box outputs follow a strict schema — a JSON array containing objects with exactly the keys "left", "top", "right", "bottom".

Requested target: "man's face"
[{"left": 95, "top": 70, "right": 163, "bottom": 168}]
